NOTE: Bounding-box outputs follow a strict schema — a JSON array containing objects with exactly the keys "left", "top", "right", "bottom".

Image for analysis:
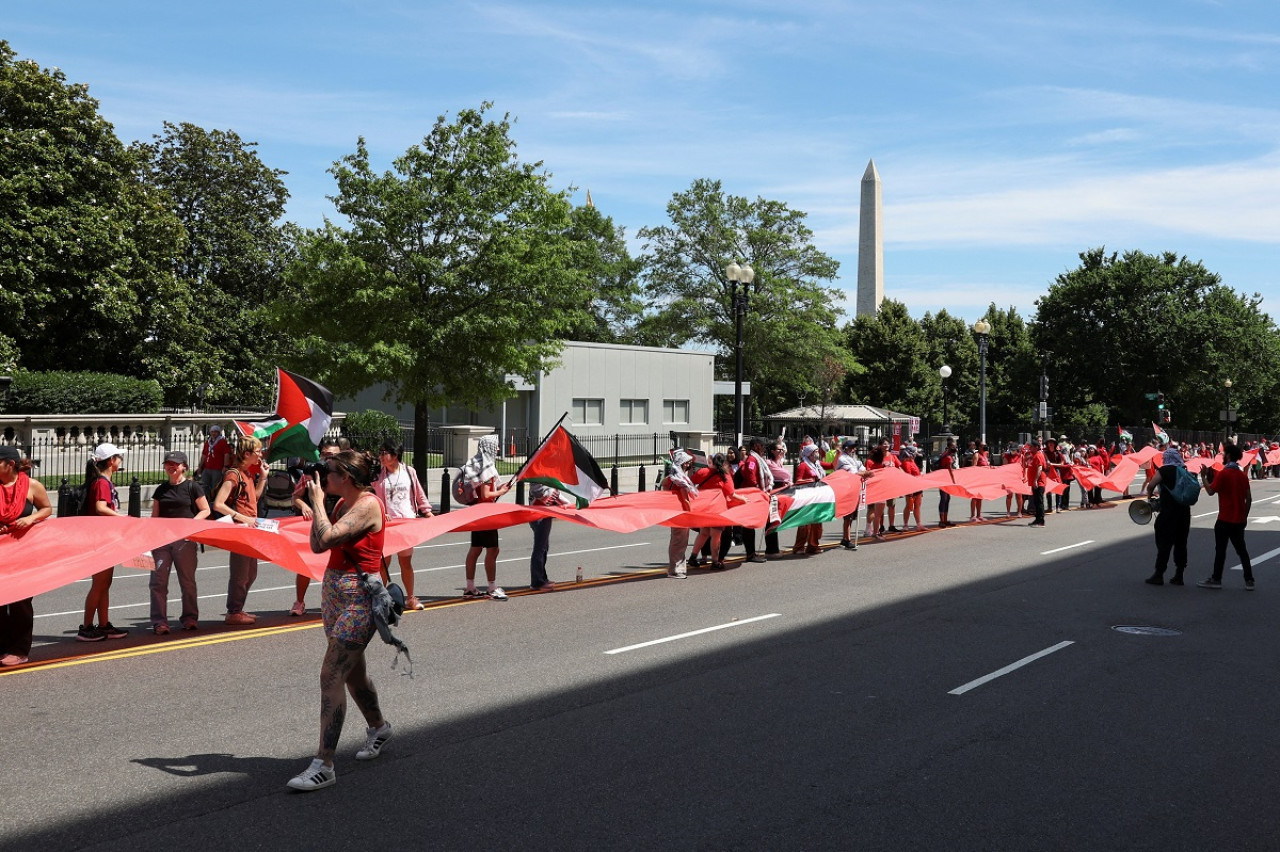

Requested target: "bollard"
[
  {"left": 128, "top": 476, "right": 142, "bottom": 518},
  {"left": 516, "top": 480, "right": 525, "bottom": 505},
  {"left": 57, "top": 478, "right": 70, "bottom": 517},
  {"left": 440, "top": 469, "right": 451, "bottom": 514},
  {"left": 610, "top": 464, "right": 619, "bottom": 495},
  {"left": 638, "top": 464, "right": 646, "bottom": 492}
]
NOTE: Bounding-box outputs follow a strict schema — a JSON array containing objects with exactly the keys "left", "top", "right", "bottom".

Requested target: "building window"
[
  {"left": 619, "top": 399, "right": 649, "bottom": 425},
  {"left": 572, "top": 398, "right": 604, "bottom": 426},
  {"left": 663, "top": 399, "right": 689, "bottom": 424}
]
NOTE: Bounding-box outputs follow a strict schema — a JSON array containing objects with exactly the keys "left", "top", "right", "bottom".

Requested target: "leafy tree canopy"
[
  {"left": 1033, "top": 248, "right": 1280, "bottom": 431},
  {"left": 636, "top": 178, "right": 849, "bottom": 418}
]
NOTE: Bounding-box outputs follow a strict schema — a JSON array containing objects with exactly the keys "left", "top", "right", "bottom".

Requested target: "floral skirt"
[{"left": 321, "top": 568, "right": 374, "bottom": 646}]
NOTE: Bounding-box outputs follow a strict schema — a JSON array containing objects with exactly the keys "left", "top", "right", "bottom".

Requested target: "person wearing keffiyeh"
[
  {"left": 663, "top": 450, "right": 698, "bottom": 578},
  {"left": 1144, "top": 443, "right": 1192, "bottom": 586},
  {"left": 791, "top": 444, "right": 826, "bottom": 555},
  {"left": 462, "top": 434, "right": 513, "bottom": 600}
]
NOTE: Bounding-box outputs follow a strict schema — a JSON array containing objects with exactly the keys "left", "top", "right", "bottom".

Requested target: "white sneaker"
[
  {"left": 287, "top": 758, "right": 335, "bottom": 791},
  {"left": 673, "top": 559, "right": 687, "bottom": 578},
  {"left": 356, "top": 721, "right": 392, "bottom": 761},
  {"left": 487, "top": 587, "right": 508, "bottom": 601}
]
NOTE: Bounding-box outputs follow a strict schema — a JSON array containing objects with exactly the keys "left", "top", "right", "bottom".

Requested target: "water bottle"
[{"left": 576, "top": 566, "right": 583, "bottom": 584}]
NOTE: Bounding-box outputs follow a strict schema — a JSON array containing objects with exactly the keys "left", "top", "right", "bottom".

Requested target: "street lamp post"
[
  {"left": 939, "top": 365, "right": 952, "bottom": 434},
  {"left": 1224, "top": 378, "right": 1234, "bottom": 445},
  {"left": 726, "top": 261, "right": 755, "bottom": 449},
  {"left": 972, "top": 319, "right": 991, "bottom": 446}
]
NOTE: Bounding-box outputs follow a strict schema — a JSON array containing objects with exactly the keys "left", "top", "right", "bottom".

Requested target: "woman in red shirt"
[
  {"left": 78, "top": 443, "right": 130, "bottom": 643},
  {"left": 690, "top": 453, "right": 743, "bottom": 570},
  {"left": 793, "top": 444, "right": 827, "bottom": 554}
]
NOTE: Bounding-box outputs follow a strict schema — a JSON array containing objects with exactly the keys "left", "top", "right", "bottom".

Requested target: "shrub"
[
  {"left": 342, "top": 409, "right": 403, "bottom": 452},
  {"left": 2, "top": 370, "right": 163, "bottom": 414}
]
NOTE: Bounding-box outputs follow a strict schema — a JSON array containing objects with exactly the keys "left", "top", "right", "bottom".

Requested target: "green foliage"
[
  {"left": 283, "top": 103, "right": 598, "bottom": 465},
  {"left": 0, "top": 332, "right": 18, "bottom": 372},
  {"left": 636, "top": 178, "right": 849, "bottom": 417},
  {"left": 342, "top": 409, "right": 403, "bottom": 452},
  {"left": 1033, "top": 248, "right": 1280, "bottom": 431},
  {"left": 132, "top": 122, "right": 298, "bottom": 408},
  {"left": 844, "top": 299, "right": 935, "bottom": 415},
  {"left": 556, "top": 203, "right": 646, "bottom": 343},
  {"left": 6, "top": 369, "right": 163, "bottom": 414},
  {"left": 0, "top": 41, "right": 184, "bottom": 379}
]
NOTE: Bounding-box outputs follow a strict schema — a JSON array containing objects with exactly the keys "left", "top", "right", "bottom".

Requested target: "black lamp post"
[
  {"left": 1224, "top": 379, "right": 1234, "bottom": 445},
  {"left": 726, "top": 261, "right": 755, "bottom": 449},
  {"left": 973, "top": 319, "right": 990, "bottom": 445},
  {"left": 939, "top": 364, "right": 952, "bottom": 434}
]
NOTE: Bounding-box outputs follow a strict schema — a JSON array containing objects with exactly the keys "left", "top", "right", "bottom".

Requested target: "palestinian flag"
[
  {"left": 235, "top": 369, "right": 334, "bottom": 463},
  {"left": 517, "top": 424, "right": 610, "bottom": 508},
  {"left": 768, "top": 481, "right": 838, "bottom": 532}
]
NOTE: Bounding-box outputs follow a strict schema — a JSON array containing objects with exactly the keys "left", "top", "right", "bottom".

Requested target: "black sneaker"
[
  {"left": 101, "top": 622, "right": 129, "bottom": 639},
  {"left": 76, "top": 624, "right": 105, "bottom": 642},
  {"left": 1196, "top": 578, "right": 1222, "bottom": 589},
  {"left": 1245, "top": 579, "right": 1256, "bottom": 591}
]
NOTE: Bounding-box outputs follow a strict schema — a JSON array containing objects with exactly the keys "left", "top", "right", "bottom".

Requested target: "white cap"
[{"left": 92, "top": 443, "right": 127, "bottom": 462}]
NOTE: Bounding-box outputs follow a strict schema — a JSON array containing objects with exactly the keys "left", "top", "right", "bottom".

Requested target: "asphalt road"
[{"left": 4, "top": 484, "right": 1280, "bottom": 851}]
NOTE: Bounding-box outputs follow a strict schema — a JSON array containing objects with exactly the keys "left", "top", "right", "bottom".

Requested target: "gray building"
[{"left": 339, "top": 341, "right": 720, "bottom": 442}]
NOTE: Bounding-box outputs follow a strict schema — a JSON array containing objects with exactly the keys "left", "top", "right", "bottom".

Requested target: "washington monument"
[{"left": 857, "top": 159, "right": 883, "bottom": 317}]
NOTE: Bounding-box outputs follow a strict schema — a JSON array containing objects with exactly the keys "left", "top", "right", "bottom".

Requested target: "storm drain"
[{"left": 1112, "top": 625, "right": 1182, "bottom": 636}]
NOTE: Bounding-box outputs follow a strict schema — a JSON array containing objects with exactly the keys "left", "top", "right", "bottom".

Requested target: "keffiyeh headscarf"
[
  {"left": 667, "top": 449, "right": 698, "bottom": 494},
  {"left": 463, "top": 434, "right": 501, "bottom": 483},
  {"left": 800, "top": 444, "right": 825, "bottom": 480}
]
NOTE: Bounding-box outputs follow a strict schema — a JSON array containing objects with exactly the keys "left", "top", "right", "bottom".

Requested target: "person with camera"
[
  {"left": 289, "top": 438, "right": 341, "bottom": 616},
  {"left": 1197, "top": 442, "right": 1255, "bottom": 590},
  {"left": 213, "top": 436, "right": 269, "bottom": 625},
  {"left": 286, "top": 449, "right": 392, "bottom": 792},
  {"left": 374, "top": 441, "right": 432, "bottom": 608}
]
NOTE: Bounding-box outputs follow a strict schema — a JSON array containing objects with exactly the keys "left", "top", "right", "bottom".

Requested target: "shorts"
[
  {"left": 470, "top": 529, "right": 499, "bottom": 548},
  {"left": 321, "top": 568, "right": 374, "bottom": 646}
]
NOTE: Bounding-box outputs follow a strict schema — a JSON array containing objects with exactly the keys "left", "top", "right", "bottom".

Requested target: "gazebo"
[{"left": 762, "top": 403, "right": 916, "bottom": 449}]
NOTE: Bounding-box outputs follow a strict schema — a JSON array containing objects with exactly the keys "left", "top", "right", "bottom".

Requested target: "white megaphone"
[{"left": 1128, "top": 497, "right": 1160, "bottom": 525}]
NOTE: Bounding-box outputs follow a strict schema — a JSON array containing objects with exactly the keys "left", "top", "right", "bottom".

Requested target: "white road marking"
[
  {"left": 1193, "top": 511, "right": 1217, "bottom": 519},
  {"left": 1229, "top": 545, "right": 1280, "bottom": 572},
  {"left": 1041, "top": 540, "right": 1093, "bottom": 555},
  {"left": 605, "top": 613, "right": 781, "bottom": 655},
  {"left": 35, "top": 585, "right": 300, "bottom": 620},
  {"left": 949, "top": 641, "right": 1075, "bottom": 695}
]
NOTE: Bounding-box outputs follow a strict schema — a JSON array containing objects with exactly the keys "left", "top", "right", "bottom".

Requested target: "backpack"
[
  {"left": 1167, "top": 466, "right": 1201, "bottom": 507},
  {"left": 451, "top": 470, "right": 481, "bottom": 506}
]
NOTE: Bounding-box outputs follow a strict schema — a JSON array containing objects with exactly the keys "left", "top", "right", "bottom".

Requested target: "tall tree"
[
  {"left": 284, "top": 104, "right": 595, "bottom": 470},
  {"left": 844, "top": 299, "right": 935, "bottom": 418},
  {"left": 1033, "top": 248, "right": 1280, "bottom": 431},
  {"left": 0, "top": 41, "right": 183, "bottom": 377},
  {"left": 556, "top": 203, "right": 645, "bottom": 344},
  {"left": 132, "top": 122, "right": 296, "bottom": 407},
  {"left": 636, "top": 178, "right": 849, "bottom": 419}
]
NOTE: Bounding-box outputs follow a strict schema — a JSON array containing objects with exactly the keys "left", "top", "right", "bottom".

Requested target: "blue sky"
[{"left": 7, "top": 1, "right": 1280, "bottom": 326}]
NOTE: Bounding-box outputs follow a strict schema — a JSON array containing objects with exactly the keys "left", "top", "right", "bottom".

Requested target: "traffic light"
[{"left": 1039, "top": 374, "right": 1049, "bottom": 400}]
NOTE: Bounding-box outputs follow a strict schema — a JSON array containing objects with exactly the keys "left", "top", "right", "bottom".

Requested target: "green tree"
[
  {"left": 132, "top": 122, "right": 297, "bottom": 407},
  {"left": 918, "top": 309, "right": 978, "bottom": 430},
  {"left": 978, "top": 305, "right": 1039, "bottom": 427},
  {"left": 636, "top": 178, "right": 849, "bottom": 420},
  {"left": 284, "top": 104, "right": 595, "bottom": 472},
  {"left": 0, "top": 42, "right": 183, "bottom": 377},
  {"left": 1033, "top": 248, "right": 1280, "bottom": 432},
  {"left": 557, "top": 203, "right": 645, "bottom": 343},
  {"left": 844, "top": 299, "right": 935, "bottom": 418}
]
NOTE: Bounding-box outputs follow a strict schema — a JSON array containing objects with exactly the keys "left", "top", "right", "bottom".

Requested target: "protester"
[
  {"left": 878, "top": 439, "right": 902, "bottom": 533},
  {"left": 762, "top": 443, "right": 791, "bottom": 556},
  {"left": 937, "top": 438, "right": 958, "bottom": 528},
  {"left": 1045, "top": 437, "right": 1072, "bottom": 512},
  {"left": 834, "top": 439, "right": 865, "bottom": 548},
  {"left": 899, "top": 444, "right": 924, "bottom": 530},
  {"left": 1198, "top": 442, "right": 1255, "bottom": 590},
  {"left": 149, "top": 451, "right": 211, "bottom": 634},
  {"left": 286, "top": 449, "right": 392, "bottom": 792},
  {"left": 663, "top": 450, "right": 698, "bottom": 577},
  {"left": 0, "top": 446, "right": 52, "bottom": 665},
  {"left": 690, "top": 453, "right": 744, "bottom": 570},
  {"left": 1144, "top": 444, "right": 1191, "bottom": 586},
  {"left": 213, "top": 436, "right": 269, "bottom": 624},
  {"left": 374, "top": 441, "right": 433, "bottom": 609},
  {"left": 78, "top": 444, "right": 130, "bottom": 642},
  {"left": 1025, "top": 438, "right": 1048, "bottom": 527},
  {"left": 1003, "top": 442, "right": 1025, "bottom": 517},
  {"left": 196, "top": 425, "right": 230, "bottom": 498},
  {"left": 863, "top": 444, "right": 888, "bottom": 540},
  {"left": 969, "top": 442, "right": 990, "bottom": 522},
  {"left": 461, "top": 435, "right": 512, "bottom": 600},
  {"left": 527, "top": 482, "right": 569, "bottom": 590},
  {"left": 793, "top": 443, "right": 826, "bottom": 554},
  {"left": 724, "top": 438, "right": 769, "bottom": 564},
  {"left": 290, "top": 438, "right": 341, "bottom": 615}
]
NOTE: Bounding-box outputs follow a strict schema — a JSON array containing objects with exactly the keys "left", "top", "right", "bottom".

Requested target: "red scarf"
[{"left": 0, "top": 472, "right": 30, "bottom": 525}]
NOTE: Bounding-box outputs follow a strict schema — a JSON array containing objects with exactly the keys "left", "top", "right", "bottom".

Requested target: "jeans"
[
  {"left": 529, "top": 518, "right": 553, "bottom": 587},
  {"left": 1212, "top": 520, "right": 1253, "bottom": 582},
  {"left": 150, "top": 540, "right": 199, "bottom": 626}
]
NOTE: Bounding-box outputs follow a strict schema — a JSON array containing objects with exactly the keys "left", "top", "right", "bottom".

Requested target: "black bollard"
[
  {"left": 128, "top": 476, "right": 142, "bottom": 518},
  {"left": 57, "top": 478, "right": 70, "bottom": 517},
  {"left": 440, "top": 469, "right": 451, "bottom": 514},
  {"left": 516, "top": 479, "right": 525, "bottom": 505},
  {"left": 638, "top": 464, "right": 646, "bottom": 492},
  {"left": 610, "top": 464, "right": 619, "bottom": 495}
]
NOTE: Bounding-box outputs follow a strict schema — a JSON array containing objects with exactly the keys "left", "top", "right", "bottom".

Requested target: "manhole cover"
[{"left": 1112, "top": 625, "right": 1182, "bottom": 636}]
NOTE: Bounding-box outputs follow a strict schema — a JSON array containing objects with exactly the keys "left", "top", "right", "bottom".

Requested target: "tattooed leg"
[
  {"left": 346, "top": 648, "right": 384, "bottom": 728},
  {"left": 317, "top": 638, "right": 360, "bottom": 763}
]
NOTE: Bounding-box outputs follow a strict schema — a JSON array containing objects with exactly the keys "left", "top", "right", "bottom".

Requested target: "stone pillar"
[
  {"left": 441, "top": 425, "right": 496, "bottom": 469},
  {"left": 857, "top": 158, "right": 884, "bottom": 317}
]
